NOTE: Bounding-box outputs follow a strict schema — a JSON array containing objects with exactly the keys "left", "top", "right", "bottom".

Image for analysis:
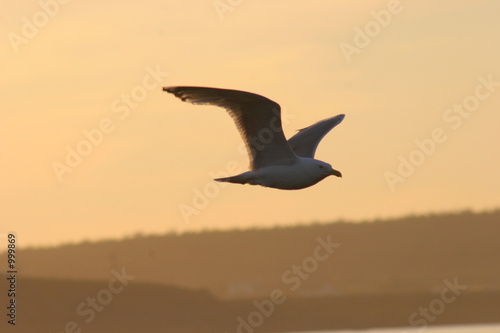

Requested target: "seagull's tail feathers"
[
  {"left": 214, "top": 175, "right": 248, "bottom": 185},
  {"left": 214, "top": 171, "right": 255, "bottom": 186}
]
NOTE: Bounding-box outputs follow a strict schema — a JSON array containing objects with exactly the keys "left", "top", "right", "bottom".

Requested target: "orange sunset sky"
[{"left": 1, "top": 0, "right": 500, "bottom": 247}]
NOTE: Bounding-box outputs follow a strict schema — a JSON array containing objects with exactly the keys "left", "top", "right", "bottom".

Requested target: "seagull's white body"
[
  {"left": 221, "top": 158, "right": 335, "bottom": 190},
  {"left": 164, "top": 86, "right": 345, "bottom": 190}
]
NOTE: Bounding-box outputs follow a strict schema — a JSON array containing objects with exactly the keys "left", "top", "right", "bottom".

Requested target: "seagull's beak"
[{"left": 330, "top": 169, "right": 342, "bottom": 178}]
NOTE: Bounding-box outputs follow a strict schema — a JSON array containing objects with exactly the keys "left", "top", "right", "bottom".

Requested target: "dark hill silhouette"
[
  {"left": 0, "top": 277, "right": 499, "bottom": 333},
  {"left": 7, "top": 210, "right": 500, "bottom": 299},
  {"left": 1, "top": 277, "right": 232, "bottom": 333}
]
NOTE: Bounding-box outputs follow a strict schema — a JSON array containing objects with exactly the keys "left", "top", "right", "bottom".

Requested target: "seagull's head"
[{"left": 315, "top": 160, "right": 342, "bottom": 178}]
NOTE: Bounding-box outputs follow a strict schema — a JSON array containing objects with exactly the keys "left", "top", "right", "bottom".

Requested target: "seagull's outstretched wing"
[
  {"left": 287, "top": 114, "right": 345, "bottom": 158},
  {"left": 164, "top": 86, "right": 297, "bottom": 169}
]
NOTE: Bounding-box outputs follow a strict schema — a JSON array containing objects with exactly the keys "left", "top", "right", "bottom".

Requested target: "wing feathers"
[
  {"left": 287, "top": 114, "right": 345, "bottom": 158},
  {"left": 164, "top": 86, "right": 297, "bottom": 169}
]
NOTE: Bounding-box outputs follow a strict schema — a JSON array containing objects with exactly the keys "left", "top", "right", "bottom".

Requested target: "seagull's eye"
[{"left": 319, "top": 165, "right": 324, "bottom": 169}]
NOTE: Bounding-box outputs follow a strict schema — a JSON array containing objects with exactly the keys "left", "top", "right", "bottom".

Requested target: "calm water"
[{"left": 289, "top": 323, "right": 500, "bottom": 333}]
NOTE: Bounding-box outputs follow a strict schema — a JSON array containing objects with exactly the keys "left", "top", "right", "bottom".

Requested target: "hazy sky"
[{"left": 1, "top": 0, "right": 499, "bottom": 247}]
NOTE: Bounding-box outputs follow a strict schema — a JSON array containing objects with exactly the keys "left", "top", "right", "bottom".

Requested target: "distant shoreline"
[
  {"left": 227, "top": 291, "right": 500, "bottom": 332},
  {"left": 2, "top": 210, "right": 499, "bottom": 332}
]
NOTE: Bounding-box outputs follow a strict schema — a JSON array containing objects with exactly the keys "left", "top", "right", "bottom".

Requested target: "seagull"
[{"left": 164, "top": 86, "right": 345, "bottom": 190}]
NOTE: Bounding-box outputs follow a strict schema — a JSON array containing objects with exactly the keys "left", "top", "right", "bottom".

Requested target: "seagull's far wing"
[
  {"left": 287, "top": 114, "right": 345, "bottom": 158},
  {"left": 164, "top": 86, "right": 297, "bottom": 169}
]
